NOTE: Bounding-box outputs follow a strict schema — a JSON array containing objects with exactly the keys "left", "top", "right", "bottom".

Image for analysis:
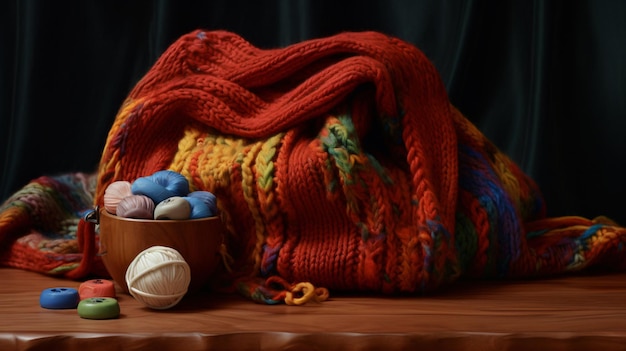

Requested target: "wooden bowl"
[{"left": 98, "top": 208, "right": 224, "bottom": 294}]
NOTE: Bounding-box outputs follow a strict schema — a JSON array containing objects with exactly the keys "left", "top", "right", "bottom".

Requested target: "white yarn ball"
[{"left": 125, "top": 246, "right": 191, "bottom": 310}]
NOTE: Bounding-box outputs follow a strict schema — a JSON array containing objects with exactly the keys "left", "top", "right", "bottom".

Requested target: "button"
[
  {"left": 77, "top": 297, "right": 120, "bottom": 319},
  {"left": 79, "top": 279, "right": 116, "bottom": 300},
  {"left": 40, "top": 287, "right": 80, "bottom": 309}
]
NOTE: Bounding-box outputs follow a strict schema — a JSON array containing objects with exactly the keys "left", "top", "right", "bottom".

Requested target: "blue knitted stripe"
[{"left": 458, "top": 144, "right": 522, "bottom": 277}]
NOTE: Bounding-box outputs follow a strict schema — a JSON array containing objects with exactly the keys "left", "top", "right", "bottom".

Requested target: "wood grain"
[{"left": 1, "top": 268, "right": 626, "bottom": 350}]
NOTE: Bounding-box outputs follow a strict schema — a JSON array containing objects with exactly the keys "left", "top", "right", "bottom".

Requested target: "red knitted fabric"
[
  {"left": 89, "top": 30, "right": 626, "bottom": 300},
  {"left": 3, "top": 30, "right": 623, "bottom": 303},
  {"left": 95, "top": 30, "right": 460, "bottom": 291}
]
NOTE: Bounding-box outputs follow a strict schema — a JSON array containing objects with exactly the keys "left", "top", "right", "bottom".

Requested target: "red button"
[{"left": 78, "top": 279, "right": 116, "bottom": 300}]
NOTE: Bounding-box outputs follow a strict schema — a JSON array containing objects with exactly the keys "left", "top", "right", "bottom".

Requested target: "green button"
[{"left": 77, "top": 297, "right": 120, "bottom": 319}]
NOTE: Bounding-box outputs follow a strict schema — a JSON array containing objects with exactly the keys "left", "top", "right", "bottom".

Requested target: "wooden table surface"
[{"left": 1, "top": 267, "right": 626, "bottom": 350}]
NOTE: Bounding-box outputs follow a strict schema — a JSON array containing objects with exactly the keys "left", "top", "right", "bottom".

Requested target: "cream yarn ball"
[{"left": 125, "top": 246, "right": 191, "bottom": 309}]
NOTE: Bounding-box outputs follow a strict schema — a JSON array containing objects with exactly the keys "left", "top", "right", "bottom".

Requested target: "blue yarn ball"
[
  {"left": 187, "top": 191, "right": 218, "bottom": 215},
  {"left": 132, "top": 170, "right": 190, "bottom": 204},
  {"left": 184, "top": 196, "right": 214, "bottom": 219}
]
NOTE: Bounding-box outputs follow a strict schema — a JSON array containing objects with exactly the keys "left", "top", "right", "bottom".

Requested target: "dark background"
[{"left": 2, "top": 1, "right": 625, "bottom": 223}]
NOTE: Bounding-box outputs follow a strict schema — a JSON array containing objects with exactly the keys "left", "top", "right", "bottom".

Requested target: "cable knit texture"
[{"left": 2, "top": 30, "right": 625, "bottom": 303}]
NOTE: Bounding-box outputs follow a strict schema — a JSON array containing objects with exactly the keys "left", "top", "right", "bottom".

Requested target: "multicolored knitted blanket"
[{"left": 2, "top": 30, "right": 625, "bottom": 304}]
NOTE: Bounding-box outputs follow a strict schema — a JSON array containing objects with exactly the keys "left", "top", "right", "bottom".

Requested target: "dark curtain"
[{"left": 2, "top": 1, "right": 625, "bottom": 223}]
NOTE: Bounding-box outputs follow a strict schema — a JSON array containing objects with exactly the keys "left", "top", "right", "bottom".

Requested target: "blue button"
[{"left": 40, "top": 287, "right": 80, "bottom": 309}]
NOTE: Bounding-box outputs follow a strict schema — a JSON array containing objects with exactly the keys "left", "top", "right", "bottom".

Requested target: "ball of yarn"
[
  {"left": 103, "top": 181, "right": 132, "bottom": 214},
  {"left": 131, "top": 170, "right": 190, "bottom": 204},
  {"left": 187, "top": 191, "right": 218, "bottom": 216},
  {"left": 125, "top": 246, "right": 191, "bottom": 309},
  {"left": 154, "top": 196, "right": 191, "bottom": 220},
  {"left": 116, "top": 195, "right": 155, "bottom": 219},
  {"left": 183, "top": 196, "right": 212, "bottom": 219}
]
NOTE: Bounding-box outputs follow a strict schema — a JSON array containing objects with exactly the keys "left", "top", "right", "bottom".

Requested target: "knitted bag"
[{"left": 2, "top": 30, "right": 625, "bottom": 303}]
